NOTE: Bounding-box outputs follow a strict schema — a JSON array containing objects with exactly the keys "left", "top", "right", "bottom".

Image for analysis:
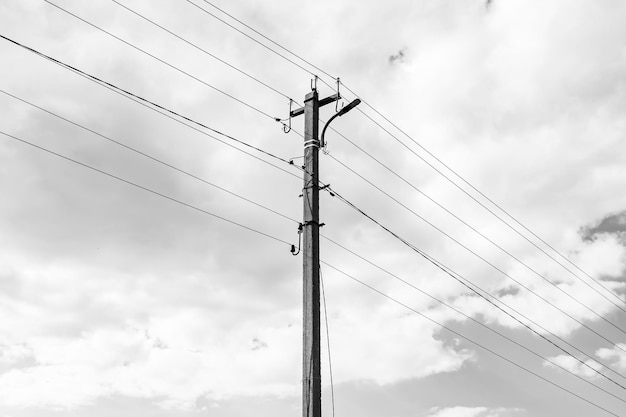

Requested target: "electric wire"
[
  {"left": 0, "top": 130, "right": 293, "bottom": 247},
  {"left": 109, "top": 0, "right": 295, "bottom": 102},
  {"left": 7, "top": 80, "right": 621, "bottom": 399},
  {"left": 319, "top": 98, "right": 626, "bottom": 331},
  {"left": 0, "top": 34, "right": 301, "bottom": 180},
  {"left": 3, "top": 4, "right": 620, "bottom": 406},
  {"left": 43, "top": 0, "right": 284, "bottom": 123},
  {"left": 321, "top": 261, "right": 622, "bottom": 417},
  {"left": 183, "top": 0, "right": 626, "bottom": 312},
  {"left": 179, "top": 1, "right": 626, "bottom": 327},
  {"left": 90, "top": 0, "right": 619, "bottom": 354},
  {"left": 320, "top": 234, "right": 626, "bottom": 395},
  {"left": 299, "top": 140, "right": 626, "bottom": 367},
  {"left": 0, "top": 89, "right": 299, "bottom": 226},
  {"left": 326, "top": 150, "right": 626, "bottom": 340},
  {"left": 9, "top": 89, "right": 621, "bottom": 402},
  {"left": 339, "top": 83, "right": 626, "bottom": 311},
  {"left": 324, "top": 185, "right": 626, "bottom": 353},
  {"left": 319, "top": 265, "right": 336, "bottom": 417},
  {"left": 4, "top": 82, "right": 622, "bottom": 412},
  {"left": 321, "top": 234, "right": 626, "bottom": 382},
  {"left": 198, "top": 0, "right": 336, "bottom": 82},
  {"left": 343, "top": 86, "right": 626, "bottom": 314},
  {"left": 13, "top": 57, "right": 621, "bottom": 394},
  {"left": 185, "top": 0, "right": 320, "bottom": 80}
]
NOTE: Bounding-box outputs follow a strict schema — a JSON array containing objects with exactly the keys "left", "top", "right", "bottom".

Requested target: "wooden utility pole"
[
  {"left": 291, "top": 86, "right": 340, "bottom": 417},
  {"left": 302, "top": 89, "right": 321, "bottom": 417}
]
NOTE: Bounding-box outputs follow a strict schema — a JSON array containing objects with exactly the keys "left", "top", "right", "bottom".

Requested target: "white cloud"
[
  {"left": 0, "top": 261, "right": 474, "bottom": 410},
  {"left": 326, "top": 301, "right": 473, "bottom": 385},
  {"left": 2, "top": 0, "right": 626, "bottom": 415},
  {"left": 0, "top": 344, "right": 32, "bottom": 366},
  {"left": 426, "top": 406, "right": 521, "bottom": 417},
  {"left": 543, "top": 354, "right": 603, "bottom": 379},
  {"left": 596, "top": 343, "right": 626, "bottom": 370}
]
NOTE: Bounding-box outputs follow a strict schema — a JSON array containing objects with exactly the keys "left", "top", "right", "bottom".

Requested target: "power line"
[
  {"left": 4, "top": 113, "right": 623, "bottom": 407},
  {"left": 9, "top": 90, "right": 623, "bottom": 404},
  {"left": 320, "top": 235, "right": 626, "bottom": 396},
  {"left": 339, "top": 82, "right": 626, "bottom": 312},
  {"left": 184, "top": 0, "right": 320, "bottom": 81},
  {"left": 0, "top": 34, "right": 301, "bottom": 180},
  {"left": 0, "top": 88, "right": 299, "bottom": 226},
  {"left": 10, "top": 71, "right": 623, "bottom": 396},
  {"left": 319, "top": 265, "right": 336, "bottom": 417},
  {"left": 43, "top": 0, "right": 284, "bottom": 123},
  {"left": 321, "top": 234, "right": 626, "bottom": 382},
  {"left": 197, "top": 0, "right": 336, "bottom": 82},
  {"left": 52, "top": 0, "right": 624, "bottom": 351},
  {"left": 342, "top": 85, "right": 626, "bottom": 314},
  {"left": 183, "top": 0, "right": 626, "bottom": 314},
  {"left": 0, "top": 130, "right": 293, "bottom": 248},
  {"left": 109, "top": 0, "right": 295, "bottom": 102},
  {"left": 323, "top": 185, "right": 626, "bottom": 353},
  {"left": 12, "top": 75, "right": 621, "bottom": 388},
  {"left": 185, "top": 0, "right": 339, "bottom": 98},
  {"left": 177, "top": 2, "right": 625, "bottom": 333},
  {"left": 11, "top": 0, "right": 624, "bottom": 406},
  {"left": 326, "top": 151, "right": 626, "bottom": 336},
  {"left": 321, "top": 261, "right": 622, "bottom": 417}
]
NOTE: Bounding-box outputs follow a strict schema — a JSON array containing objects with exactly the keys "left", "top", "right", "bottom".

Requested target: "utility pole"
[{"left": 291, "top": 85, "right": 340, "bottom": 417}]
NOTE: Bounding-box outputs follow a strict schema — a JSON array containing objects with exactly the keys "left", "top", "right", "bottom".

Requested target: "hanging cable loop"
[
  {"left": 335, "top": 77, "right": 341, "bottom": 112},
  {"left": 291, "top": 223, "right": 303, "bottom": 255},
  {"left": 283, "top": 99, "right": 293, "bottom": 133}
]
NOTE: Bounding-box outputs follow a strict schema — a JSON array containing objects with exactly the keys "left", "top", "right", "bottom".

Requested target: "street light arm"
[
  {"left": 320, "top": 98, "right": 361, "bottom": 148},
  {"left": 320, "top": 110, "right": 342, "bottom": 148}
]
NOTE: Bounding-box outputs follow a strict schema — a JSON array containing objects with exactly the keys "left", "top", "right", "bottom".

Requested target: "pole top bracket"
[{"left": 290, "top": 93, "right": 341, "bottom": 118}]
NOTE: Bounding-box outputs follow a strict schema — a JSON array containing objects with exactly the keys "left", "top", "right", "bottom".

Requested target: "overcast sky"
[{"left": 1, "top": 0, "right": 626, "bottom": 416}]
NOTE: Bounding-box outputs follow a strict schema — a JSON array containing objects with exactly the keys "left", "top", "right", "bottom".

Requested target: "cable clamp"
[
  {"left": 304, "top": 139, "right": 320, "bottom": 149},
  {"left": 302, "top": 220, "right": 325, "bottom": 228},
  {"left": 320, "top": 184, "right": 336, "bottom": 197}
]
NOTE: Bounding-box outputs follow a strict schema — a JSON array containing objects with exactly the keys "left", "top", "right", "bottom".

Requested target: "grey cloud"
[
  {"left": 580, "top": 211, "right": 626, "bottom": 242},
  {"left": 389, "top": 49, "right": 406, "bottom": 65}
]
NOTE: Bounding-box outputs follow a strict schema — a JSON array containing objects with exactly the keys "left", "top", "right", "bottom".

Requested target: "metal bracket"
[{"left": 290, "top": 93, "right": 341, "bottom": 118}]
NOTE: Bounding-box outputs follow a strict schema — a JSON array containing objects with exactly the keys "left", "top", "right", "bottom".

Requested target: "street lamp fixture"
[{"left": 320, "top": 98, "right": 361, "bottom": 148}]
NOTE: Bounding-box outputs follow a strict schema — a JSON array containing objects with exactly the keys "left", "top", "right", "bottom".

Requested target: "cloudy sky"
[{"left": 1, "top": 0, "right": 626, "bottom": 416}]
